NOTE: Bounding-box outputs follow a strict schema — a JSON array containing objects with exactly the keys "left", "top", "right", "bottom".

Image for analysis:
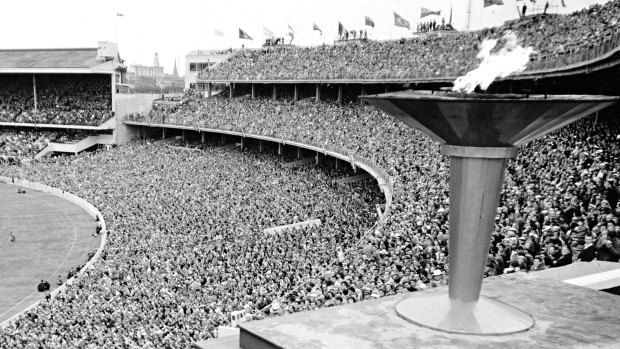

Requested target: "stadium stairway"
[
  {"left": 335, "top": 173, "right": 371, "bottom": 185},
  {"left": 153, "top": 136, "right": 183, "bottom": 146},
  {"left": 282, "top": 157, "right": 315, "bottom": 168},
  {"left": 98, "top": 116, "right": 117, "bottom": 130},
  {"left": 35, "top": 135, "right": 113, "bottom": 159}
]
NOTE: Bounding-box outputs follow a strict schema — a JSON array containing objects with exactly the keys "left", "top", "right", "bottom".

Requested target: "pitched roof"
[{"left": 0, "top": 48, "right": 122, "bottom": 73}]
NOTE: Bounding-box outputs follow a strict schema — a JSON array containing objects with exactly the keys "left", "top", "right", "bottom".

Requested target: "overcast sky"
[{"left": 0, "top": 0, "right": 609, "bottom": 75}]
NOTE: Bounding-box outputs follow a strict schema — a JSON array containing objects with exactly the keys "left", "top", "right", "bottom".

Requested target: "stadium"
[{"left": 1, "top": 1, "right": 620, "bottom": 348}]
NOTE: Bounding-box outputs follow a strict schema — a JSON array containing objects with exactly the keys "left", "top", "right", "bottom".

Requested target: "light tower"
[{"left": 362, "top": 90, "right": 618, "bottom": 335}]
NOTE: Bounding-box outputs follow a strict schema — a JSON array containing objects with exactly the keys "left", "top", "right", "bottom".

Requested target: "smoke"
[{"left": 453, "top": 31, "right": 535, "bottom": 93}]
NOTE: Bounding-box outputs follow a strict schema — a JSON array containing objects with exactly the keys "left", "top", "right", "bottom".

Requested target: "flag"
[
  {"left": 263, "top": 26, "right": 276, "bottom": 37},
  {"left": 365, "top": 16, "right": 375, "bottom": 28},
  {"left": 116, "top": 13, "right": 124, "bottom": 17},
  {"left": 338, "top": 22, "right": 347, "bottom": 36},
  {"left": 239, "top": 28, "right": 253, "bottom": 40},
  {"left": 313, "top": 23, "right": 323, "bottom": 35},
  {"left": 214, "top": 29, "right": 224, "bottom": 37},
  {"left": 484, "top": 0, "right": 504, "bottom": 6},
  {"left": 393, "top": 12, "right": 410, "bottom": 29},
  {"left": 288, "top": 24, "right": 295, "bottom": 38},
  {"left": 420, "top": 7, "right": 441, "bottom": 18}
]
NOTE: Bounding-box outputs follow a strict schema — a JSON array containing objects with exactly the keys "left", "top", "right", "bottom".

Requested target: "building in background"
[
  {"left": 185, "top": 49, "right": 232, "bottom": 90},
  {"left": 126, "top": 52, "right": 183, "bottom": 93}
]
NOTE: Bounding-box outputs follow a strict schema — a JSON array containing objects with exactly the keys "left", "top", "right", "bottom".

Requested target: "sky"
[{"left": 0, "top": 0, "right": 611, "bottom": 75}]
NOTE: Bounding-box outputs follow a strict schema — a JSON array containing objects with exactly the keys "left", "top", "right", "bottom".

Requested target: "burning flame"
[{"left": 453, "top": 31, "right": 535, "bottom": 93}]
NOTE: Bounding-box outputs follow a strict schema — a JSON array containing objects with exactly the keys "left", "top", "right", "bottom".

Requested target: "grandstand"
[
  {"left": 1, "top": 1, "right": 620, "bottom": 349},
  {"left": 0, "top": 43, "right": 154, "bottom": 161}
]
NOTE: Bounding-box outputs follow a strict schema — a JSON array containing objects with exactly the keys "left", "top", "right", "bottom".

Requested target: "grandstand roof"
[{"left": 0, "top": 48, "right": 124, "bottom": 74}]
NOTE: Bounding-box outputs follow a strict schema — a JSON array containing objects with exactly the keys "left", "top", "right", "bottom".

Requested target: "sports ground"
[{"left": 0, "top": 182, "right": 100, "bottom": 324}]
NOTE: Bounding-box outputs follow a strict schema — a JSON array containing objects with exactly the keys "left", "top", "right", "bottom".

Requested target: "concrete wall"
[
  {"left": 114, "top": 94, "right": 160, "bottom": 143},
  {"left": 185, "top": 52, "right": 231, "bottom": 89}
]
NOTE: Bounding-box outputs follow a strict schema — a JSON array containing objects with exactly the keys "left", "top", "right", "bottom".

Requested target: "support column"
[
  {"left": 385, "top": 85, "right": 390, "bottom": 93},
  {"left": 221, "top": 134, "right": 225, "bottom": 145},
  {"left": 293, "top": 84, "right": 299, "bottom": 102},
  {"left": 335, "top": 158, "right": 340, "bottom": 169},
  {"left": 201, "top": 132, "right": 206, "bottom": 143},
  {"left": 259, "top": 140, "right": 264, "bottom": 152},
  {"left": 240, "top": 137, "right": 245, "bottom": 150},
  {"left": 278, "top": 143, "right": 283, "bottom": 156},
  {"left": 229, "top": 84, "right": 234, "bottom": 99},
  {"left": 182, "top": 130, "right": 187, "bottom": 142},
  {"left": 32, "top": 74, "right": 38, "bottom": 113},
  {"left": 272, "top": 84, "right": 277, "bottom": 101},
  {"left": 315, "top": 152, "right": 319, "bottom": 164},
  {"left": 443, "top": 146, "right": 515, "bottom": 301},
  {"left": 360, "top": 85, "right": 366, "bottom": 105},
  {"left": 251, "top": 84, "right": 256, "bottom": 99},
  {"left": 337, "top": 85, "right": 343, "bottom": 104},
  {"left": 111, "top": 73, "right": 116, "bottom": 112},
  {"left": 395, "top": 145, "right": 533, "bottom": 335},
  {"left": 207, "top": 83, "right": 212, "bottom": 98},
  {"left": 162, "top": 128, "right": 166, "bottom": 140},
  {"left": 297, "top": 147, "right": 302, "bottom": 159},
  {"left": 315, "top": 84, "right": 321, "bottom": 102}
]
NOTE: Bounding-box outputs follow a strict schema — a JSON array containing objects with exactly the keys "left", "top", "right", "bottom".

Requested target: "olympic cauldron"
[{"left": 361, "top": 90, "right": 618, "bottom": 335}]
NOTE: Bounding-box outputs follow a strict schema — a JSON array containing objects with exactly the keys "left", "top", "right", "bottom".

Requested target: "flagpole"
[
  {"left": 115, "top": 12, "right": 118, "bottom": 45},
  {"left": 450, "top": 0, "right": 454, "bottom": 26}
]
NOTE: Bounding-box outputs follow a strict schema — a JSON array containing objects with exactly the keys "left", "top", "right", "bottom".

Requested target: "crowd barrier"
[{"left": 0, "top": 177, "right": 107, "bottom": 330}]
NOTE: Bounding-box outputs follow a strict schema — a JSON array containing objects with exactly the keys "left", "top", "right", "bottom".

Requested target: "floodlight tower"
[{"left": 362, "top": 90, "right": 618, "bottom": 335}]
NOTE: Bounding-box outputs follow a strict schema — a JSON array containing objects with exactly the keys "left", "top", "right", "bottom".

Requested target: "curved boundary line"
[
  {"left": 0, "top": 199, "right": 78, "bottom": 320},
  {"left": 0, "top": 177, "right": 108, "bottom": 330}
]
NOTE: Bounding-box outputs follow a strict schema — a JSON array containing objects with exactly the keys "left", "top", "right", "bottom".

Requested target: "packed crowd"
[
  {"left": 0, "top": 130, "right": 95, "bottom": 163},
  {"left": 489, "top": 0, "right": 620, "bottom": 58},
  {"left": 202, "top": 0, "right": 619, "bottom": 80},
  {"left": 0, "top": 130, "right": 60, "bottom": 163},
  {"left": 203, "top": 33, "right": 480, "bottom": 80},
  {"left": 0, "top": 74, "right": 112, "bottom": 126},
  {"left": 0, "top": 142, "right": 381, "bottom": 348},
  {"left": 338, "top": 29, "right": 369, "bottom": 41},
  {"left": 138, "top": 94, "right": 620, "bottom": 277},
  {"left": 2, "top": 88, "right": 619, "bottom": 346},
  {"left": 416, "top": 18, "right": 453, "bottom": 33}
]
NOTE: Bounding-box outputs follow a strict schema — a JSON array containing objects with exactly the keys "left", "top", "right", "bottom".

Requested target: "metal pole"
[{"left": 32, "top": 74, "right": 37, "bottom": 113}]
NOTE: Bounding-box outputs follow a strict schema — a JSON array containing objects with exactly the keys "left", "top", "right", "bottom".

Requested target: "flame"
[{"left": 453, "top": 31, "right": 535, "bottom": 93}]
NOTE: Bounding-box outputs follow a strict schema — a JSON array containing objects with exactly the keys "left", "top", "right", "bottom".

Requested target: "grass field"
[{"left": 0, "top": 182, "right": 100, "bottom": 324}]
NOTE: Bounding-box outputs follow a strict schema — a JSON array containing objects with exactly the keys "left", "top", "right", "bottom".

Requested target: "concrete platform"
[
  {"left": 534, "top": 261, "right": 620, "bottom": 291},
  {"left": 194, "top": 335, "right": 239, "bottom": 349},
  {"left": 234, "top": 273, "right": 620, "bottom": 349}
]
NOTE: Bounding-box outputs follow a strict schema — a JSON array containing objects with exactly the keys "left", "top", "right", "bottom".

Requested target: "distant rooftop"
[{"left": 0, "top": 48, "right": 122, "bottom": 73}]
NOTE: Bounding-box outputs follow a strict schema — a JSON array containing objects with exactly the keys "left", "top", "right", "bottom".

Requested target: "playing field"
[{"left": 0, "top": 182, "right": 100, "bottom": 324}]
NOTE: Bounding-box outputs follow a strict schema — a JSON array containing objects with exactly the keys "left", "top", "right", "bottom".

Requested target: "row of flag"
[
  {"left": 485, "top": 0, "right": 567, "bottom": 7},
  {"left": 222, "top": 10, "right": 446, "bottom": 40}
]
